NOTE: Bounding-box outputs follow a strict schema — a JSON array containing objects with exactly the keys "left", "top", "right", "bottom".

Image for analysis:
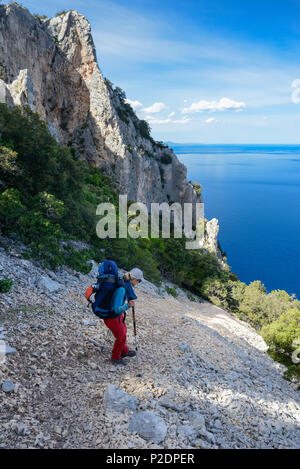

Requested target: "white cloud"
[
  {"left": 143, "top": 102, "right": 166, "bottom": 113},
  {"left": 125, "top": 99, "right": 143, "bottom": 110},
  {"left": 168, "top": 112, "right": 175, "bottom": 117},
  {"left": 206, "top": 117, "right": 216, "bottom": 123},
  {"left": 146, "top": 117, "right": 171, "bottom": 124},
  {"left": 146, "top": 115, "right": 191, "bottom": 125},
  {"left": 183, "top": 97, "right": 246, "bottom": 113}
]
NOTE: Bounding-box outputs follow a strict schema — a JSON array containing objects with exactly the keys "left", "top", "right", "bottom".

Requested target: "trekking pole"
[{"left": 132, "top": 306, "right": 138, "bottom": 353}]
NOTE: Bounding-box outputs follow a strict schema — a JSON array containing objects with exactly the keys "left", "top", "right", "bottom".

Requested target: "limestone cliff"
[
  {"left": 0, "top": 3, "right": 223, "bottom": 259},
  {"left": 0, "top": 4, "right": 196, "bottom": 203}
]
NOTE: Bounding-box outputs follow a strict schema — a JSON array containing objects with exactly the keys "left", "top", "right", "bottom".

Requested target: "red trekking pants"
[{"left": 104, "top": 313, "right": 129, "bottom": 360}]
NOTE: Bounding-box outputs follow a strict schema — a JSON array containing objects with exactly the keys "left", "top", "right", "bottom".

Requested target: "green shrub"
[
  {"left": 261, "top": 308, "right": 300, "bottom": 355},
  {"left": 236, "top": 280, "right": 269, "bottom": 328},
  {"left": 114, "top": 86, "right": 126, "bottom": 103},
  {"left": 156, "top": 141, "right": 168, "bottom": 149},
  {"left": 104, "top": 78, "right": 114, "bottom": 89},
  {"left": 116, "top": 107, "right": 129, "bottom": 124},
  {"left": 0, "top": 146, "right": 21, "bottom": 187},
  {"left": 261, "top": 308, "right": 300, "bottom": 383},
  {"left": 263, "top": 289, "right": 300, "bottom": 324},
  {"left": 0, "top": 104, "right": 118, "bottom": 270},
  {"left": 187, "top": 292, "right": 196, "bottom": 301},
  {"left": 0, "top": 277, "right": 13, "bottom": 293},
  {"left": 0, "top": 188, "right": 25, "bottom": 231},
  {"left": 0, "top": 64, "right": 8, "bottom": 83},
  {"left": 160, "top": 153, "right": 172, "bottom": 165},
  {"left": 62, "top": 246, "right": 94, "bottom": 274},
  {"left": 193, "top": 181, "right": 202, "bottom": 196},
  {"left": 104, "top": 237, "right": 162, "bottom": 286},
  {"left": 139, "top": 120, "right": 151, "bottom": 139},
  {"left": 56, "top": 10, "right": 68, "bottom": 17},
  {"left": 33, "top": 14, "right": 48, "bottom": 21},
  {"left": 200, "top": 276, "right": 230, "bottom": 309}
]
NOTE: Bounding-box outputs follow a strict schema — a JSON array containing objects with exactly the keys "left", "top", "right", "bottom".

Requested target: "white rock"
[
  {"left": 0, "top": 343, "right": 18, "bottom": 355},
  {"left": 129, "top": 411, "right": 168, "bottom": 444},
  {"left": 177, "top": 425, "right": 198, "bottom": 441},
  {"left": 103, "top": 384, "right": 138, "bottom": 414},
  {"left": 2, "top": 381, "right": 15, "bottom": 393},
  {"left": 38, "top": 276, "right": 63, "bottom": 293}
]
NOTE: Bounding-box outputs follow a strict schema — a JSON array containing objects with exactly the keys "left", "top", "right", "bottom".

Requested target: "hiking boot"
[
  {"left": 111, "top": 358, "right": 127, "bottom": 366},
  {"left": 122, "top": 350, "right": 136, "bottom": 358}
]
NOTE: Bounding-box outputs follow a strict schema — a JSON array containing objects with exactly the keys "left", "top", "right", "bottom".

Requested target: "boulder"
[
  {"left": 178, "top": 342, "right": 192, "bottom": 353},
  {"left": 188, "top": 411, "right": 207, "bottom": 434},
  {"left": 2, "top": 381, "right": 15, "bottom": 393},
  {"left": 38, "top": 275, "right": 63, "bottom": 293},
  {"left": 103, "top": 384, "right": 138, "bottom": 414},
  {"left": 177, "top": 424, "right": 198, "bottom": 441},
  {"left": 0, "top": 343, "right": 18, "bottom": 355},
  {"left": 159, "top": 396, "right": 183, "bottom": 412},
  {"left": 82, "top": 319, "right": 98, "bottom": 326},
  {"left": 129, "top": 410, "right": 167, "bottom": 444}
]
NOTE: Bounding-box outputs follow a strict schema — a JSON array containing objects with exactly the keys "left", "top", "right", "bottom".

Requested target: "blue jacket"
[{"left": 111, "top": 287, "right": 130, "bottom": 315}]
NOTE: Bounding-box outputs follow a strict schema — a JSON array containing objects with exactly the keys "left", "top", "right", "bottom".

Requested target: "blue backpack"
[
  {"left": 85, "top": 260, "right": 129, "bottom": 319},
  {"left": 85, "top": 260, "right": 120, "bottom": 319},
  {"left": 85, "top": 260, "right": 137, "bottom": 319}
]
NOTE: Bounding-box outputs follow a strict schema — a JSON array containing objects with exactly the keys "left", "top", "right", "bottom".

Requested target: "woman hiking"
[{"left": 104, "top": 268, "right": 144, "bottom": 366}]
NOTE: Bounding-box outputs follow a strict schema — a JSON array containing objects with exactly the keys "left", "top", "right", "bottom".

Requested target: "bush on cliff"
[
  {"left": 261, "top": 309, "right": 300, "bottom": 382},
  {"left": 0, "top": 276, "right": 13, "bottom": 293},
  {"left": 0, "top": 104, "right": 116, "bottom": 271},
  {"left": 261, "top": 308, "right": 300, "bottom": 354}
]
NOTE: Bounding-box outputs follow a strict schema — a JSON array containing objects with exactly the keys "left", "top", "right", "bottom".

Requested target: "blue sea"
[{"left": 173, "top": 144, "right": 300, "bottom": 300}]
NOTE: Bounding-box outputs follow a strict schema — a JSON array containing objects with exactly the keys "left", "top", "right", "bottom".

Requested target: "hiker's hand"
[{"left": 129, "top": 300, "right": 135, "bottom": 307}]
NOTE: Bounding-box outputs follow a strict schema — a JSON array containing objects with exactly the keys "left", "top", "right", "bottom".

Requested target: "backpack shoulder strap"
[{"left": 120, "top": 279, "right": 138, "bottom": 301}]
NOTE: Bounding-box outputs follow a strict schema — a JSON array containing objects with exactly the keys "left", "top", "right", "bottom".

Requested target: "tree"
[
  {"left": 261, "top": 308, "right": 300, "bottom": 355},
  {"left": 0, "top": 146, "right": 21, "bottom": 187},
  {"left": 139, "top": 120, "right": 151, "bottom": 139}
]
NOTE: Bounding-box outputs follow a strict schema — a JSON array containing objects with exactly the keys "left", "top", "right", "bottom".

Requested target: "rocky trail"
[{"left": 0, "top": 247, "right": 299, "bottom": 449}]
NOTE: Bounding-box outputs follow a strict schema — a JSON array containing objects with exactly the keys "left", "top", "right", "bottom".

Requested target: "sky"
[{"left": 3, "top": 0, "right": 300, "bottom": 143}]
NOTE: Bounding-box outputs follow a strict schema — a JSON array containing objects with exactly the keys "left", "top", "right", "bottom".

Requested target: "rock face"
[{"left": 0, "top": 4, "right": 200, "bottom": 208}]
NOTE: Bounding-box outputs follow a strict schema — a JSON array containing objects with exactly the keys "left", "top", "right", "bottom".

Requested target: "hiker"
[{"left": 104, "top": 268, "right": 144, "bottom": 366}]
